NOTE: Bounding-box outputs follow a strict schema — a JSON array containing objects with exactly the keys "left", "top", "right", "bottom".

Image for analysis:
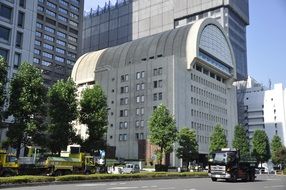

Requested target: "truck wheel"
[
  {"left": 242, "top": 173, "right": 249, "bottom": 182},
  {"left": 211, "top": 177, "right": 217, "bottom": 181},
  {"left": 54, "top": 170, "right": 63, "bottom": 176},
  {"left": 2, "top": 172, "right": 11, "bottom": 177},
  {"left": 249, "top": 174, "right": 255, "bottom": 182},
  {"left": 231, "top": 173, "right": 237, "bottom": 182}
]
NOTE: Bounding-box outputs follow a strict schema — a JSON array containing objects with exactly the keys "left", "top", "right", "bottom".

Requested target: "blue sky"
[{"left": 84, "top": 0, "right": 286, "bottom": 87}]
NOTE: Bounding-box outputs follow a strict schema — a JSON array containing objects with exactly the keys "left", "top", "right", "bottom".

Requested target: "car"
[{"left": 121, "top": 164, "right": 140, "bottom": 174}]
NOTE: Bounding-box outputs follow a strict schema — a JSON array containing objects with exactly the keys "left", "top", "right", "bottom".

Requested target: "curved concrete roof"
[{"left": 72, "top": 18, "right": 236, "bottom": 85}]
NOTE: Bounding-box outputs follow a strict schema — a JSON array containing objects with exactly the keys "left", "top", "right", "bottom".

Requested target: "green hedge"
[
  {"left": 55, "top": 172, "right": 207, "bottom": 181},
  {"left": 0, "top": 172, "right": 208, "bottom": 185},
  {"left": 0, "top": 175, "right": 55, "bottom": 184}
]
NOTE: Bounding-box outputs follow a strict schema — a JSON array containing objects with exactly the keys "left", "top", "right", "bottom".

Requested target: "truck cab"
[
  {"left": 208, "top": 148, "right": 257, "bottom": 182},
  {"left": 0, "top": 150, "right": 19, "bottom": 176}
]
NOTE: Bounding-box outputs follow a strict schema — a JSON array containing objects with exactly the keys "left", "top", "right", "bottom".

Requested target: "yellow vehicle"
[
  {"left": 0, "top": 150, "right": 19, "bottom": 177},
  {"left": 44, "top": 145, "right": 101, "bottom": 176}
]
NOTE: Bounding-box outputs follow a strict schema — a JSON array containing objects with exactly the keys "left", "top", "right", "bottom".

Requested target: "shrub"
[
  {"left": 155, "top": 164, "right": 168, "bottom": 172},
  {"left": 0, "top": 172, "right": 208, "bottom": 185},
  {"left": 0, "top": 175, "right": 55, "bottom": 184}
]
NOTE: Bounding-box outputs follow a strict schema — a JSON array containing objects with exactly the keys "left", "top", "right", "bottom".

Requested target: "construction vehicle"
[
  {"left": 45, "top": 145, "right": 99, "bottom": 176},
  {"left": 19, "top": 145, "right": 105, "bottom": 176},
  {"left": 208, "top": 148, "right": 257, "bottom": 182},
  {"left": 0, "top": 150, "right": 19, "bottom": 176}
]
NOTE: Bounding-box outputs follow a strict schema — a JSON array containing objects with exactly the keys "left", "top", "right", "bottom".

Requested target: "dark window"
[
  {"left": 0, "top": 48, "right": 9, "bottom": 61},
  {"left": 158, "top": 92, "right": 162, "bottom": 100},
  {"left": 16, "top": 32, "right": 23, "bottom": 48},
  {"left": 58, "top": 23, "right": 67, "bottom": 30},
  {"left": 153, "top": 81, "right": 157, "bottom": 88},
  {"left": 14, "top": 53, "right": 21, "bottom": 68},
  {"left": 19, "top": 0, "right": 26, "bottom": 8},
  {"left": 37, "top": 13, "right": 44, "bottom": 20},
  {"left": 0, "top": 4, "right": 12, "bottom": 21},
  {"left": 45, "top": 17, "right": 56, "bottom": 25},
  {"left": 0, "top": 26, "right": 10, "bottom": 43},
  {"left": 69, "top": 28, "right": 78, "bottom": 35},
  {"left": 18, "top": 12, "right": 25, "bottom": 27}
]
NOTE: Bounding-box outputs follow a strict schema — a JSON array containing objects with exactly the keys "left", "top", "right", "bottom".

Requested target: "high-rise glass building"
[
  {"left": 82, "top": 0, "right": 249, "bottom": 80},
  {"left": 0, "top": 0, "right": 84, "bottom": 86}
]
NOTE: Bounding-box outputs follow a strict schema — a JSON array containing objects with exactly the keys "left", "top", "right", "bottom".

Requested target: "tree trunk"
[
  {"left": 160, "top": 148, "right": 163, "bottom": 165},
  {"left": 16, "top": 139, "right": 22, "bottom": 158}
]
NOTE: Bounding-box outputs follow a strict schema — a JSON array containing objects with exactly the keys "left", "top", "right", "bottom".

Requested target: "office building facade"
[
  {"left": 34, "top": 0, "right": 84, "bottom": 85},
  {"left": 0, "top": 0, "right": 84, "bottom": 143},
  {"left": 235, "top": 77, "right": 286, "bottom": 147},
  {"left": 73, "top": 18, "right": 238, "bottom": 166},
  {"left": 0, "top": 0, "right": 84, "bottom": 86},
  {"left": 82, "top": 0, "right": 249, "bottom": 80}
]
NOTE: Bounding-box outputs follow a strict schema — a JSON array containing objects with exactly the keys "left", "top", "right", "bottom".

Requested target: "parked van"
[{"left": 122, "top": 163, "right": 140, "bottom": 174}]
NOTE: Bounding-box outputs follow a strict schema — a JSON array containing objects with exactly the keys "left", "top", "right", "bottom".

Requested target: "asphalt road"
[{"left": 3, "top": 175, "right": 286, "bottom": 190}]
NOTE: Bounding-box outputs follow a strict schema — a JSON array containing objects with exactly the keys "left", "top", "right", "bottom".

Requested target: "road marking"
[
  {"left": 264, "top": 178, "right": 281, "bottom": 181},
  {"left": 108, "top": 187, "right": 139, "bottom": 190},
  {"left": 76, "top": 183, "right": 106, "bottom": 187},
  {"left": 141, "top": 186, "right": 149, "bottom": 188},
  {"left": 264, "top": 185, "right": 285, "bottom": 188},
  {"left": 158, "top": 187, "right": 175, "bottom": 190}
]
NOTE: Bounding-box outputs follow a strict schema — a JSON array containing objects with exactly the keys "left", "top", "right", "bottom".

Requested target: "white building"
[
  {"left": 236, "top": 76, "right": 286, "bottom": 147},
  {"left": 72, "top": 18, "right": 238, "bottom": 166}
]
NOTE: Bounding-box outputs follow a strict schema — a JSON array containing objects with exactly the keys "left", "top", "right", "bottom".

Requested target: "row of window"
[
  {"left": 191, "top": 109, "right": 228, "bottom": 125},
  {"left": 118, "top": 133, "right": 145, "bottom": 141},
  {"left": 37, "top": 12, "right": 79, "bottom": 36},
  {"left": 136, "top": 95, "right": 144, "bottom": 103},
  {"left": 120, "top": 67, "right": 163, "bottom": 83},
  {"left": 136, "top": 71, "right": 145, "bottom": 79},
  {"left": 191, "top": 70, "right": 226, "bottom": 94},
  {"left": 191, "top": 85, "right": 227, "bottom": 105},
  {"left": 34, "top": 49, "right": 65, "bottom": 63},
  {"left": 118, "top": 134, "right": 127, "bottom": 141},
  {"left": 38, "top": 0, "right": 79, "bottom": 13},
  {"left": 36, "top": 30, "right": 77, "bottom": 50},
  {"left": 197, "top": 135, "right": 210, "bottom": 144},
  {"left": 153, "top": 92, "right": 163, "bottom": 101},
  {"left": 191, "top": 97, "right": 227, "bottom": 115},
  {"left": 136, "top": 83, "right": 145, "bottom": 91},
  {"left": 35, "top": 41, "right": 67, "bottom": 55},
  {"left": 33, "top": 57, "right": 52, "bottom": 67},
  {"left": 118, "top": 120, "right": 145, "bottom": 129},
  {"left": 120, "top": 93, "right": 163, "bottom": 104},
  {"left": 191, "top": 121, "right": 214, "bottom": 132}
]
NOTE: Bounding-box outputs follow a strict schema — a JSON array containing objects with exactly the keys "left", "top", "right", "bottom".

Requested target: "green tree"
[
  {"left": 0, "top": 56, "right": 8, "bottom": 129},
  {"left": 47, "top": 78, "right": 78, "bottom": 154},
  {"left": 148, "top": 104, "right": 177, "bottom": 165},
  {"left": 271, "top": 135, "right": 283, "bottom": 164},
  {"left": 252, "top": 130, "right": 271, "bottom": 165},
  {"left": 274, "top": 146, "right": 286, "bottom": 165},
  {"left": 209, "top": 124, "right": 227, "bottom": 153},
  {"left": 8, "top": 62, "right": 47, "bottom": 157},
  {"left": 79, "top": 84, "right": 108, "bottom": 153},
  {"left": 232, "top": 124, "right": 250, "bottom": 157},
  {"left": 176, "top": 127, "right": 198, "bottom": 168}
]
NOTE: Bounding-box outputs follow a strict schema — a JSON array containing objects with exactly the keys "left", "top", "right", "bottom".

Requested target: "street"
[{"left": 2, "top": 175, "right": 286, "bottom": 190}]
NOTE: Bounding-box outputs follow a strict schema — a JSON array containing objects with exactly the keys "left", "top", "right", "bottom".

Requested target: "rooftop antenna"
[{"left": 268, "top": 79, "right": 272, "bottom": 89}]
